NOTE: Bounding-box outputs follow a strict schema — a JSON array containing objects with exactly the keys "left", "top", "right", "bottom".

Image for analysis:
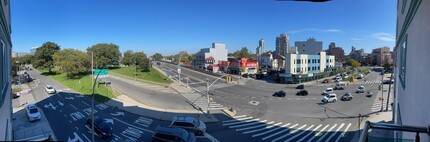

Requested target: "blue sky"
[{"left": 11, "top": 0, "right": 396, "bottom": 56}]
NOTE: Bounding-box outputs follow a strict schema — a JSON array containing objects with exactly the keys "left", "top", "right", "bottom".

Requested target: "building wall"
[
  {"left": 0, "top": 0, "right": 12, "bottom": 140},
  {"left": 394, "top": 0, "right": 430, "bottom": 141},
  {"left": 295, "top": 37, "right": 323, "bottom": 55},
  {"left": 276, "top": 34, "right": 289, "bottom": 56},
  {"left": 285, "top": 52, "right": 334, "bottom": 75},
  {"left": 193, "top": 43, "right": 228, "bottom": 68},
  {"left": 319, "top": 52, "right": 326, "bottom": 72}
]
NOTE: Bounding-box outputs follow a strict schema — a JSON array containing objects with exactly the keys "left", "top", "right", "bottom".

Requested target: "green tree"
[
  {"left": 21, "top": 54, "right": 34, "bottom": 64},
  {"left": 134, "top": 52, "right": 150, "bottom": 72},
  {"left": 175, "top": 51, "right": 189, "bottom": 62},
  {"left": 11, "top": 57, "right": 22, "bottom": 76},
  {"left": 32, "top": 41, "right": 61, "bottom": 72},
  {"left": 351, "top": 60, "right": 361, "bottom": 68},
  {"left": 232, "top": 47, "right": 253, "bottom": 59},
  {"left": 87, "top": 43, "right": 121, "bottom": 69},
  {"left": 121, "top": 50, "right": 135, "bottom": 66},
  {"left": 53, "top": 49, "right": 90, "bottom": 78},
  {"left": 152, "top": 53, "right": 163, "bottom": 61}
]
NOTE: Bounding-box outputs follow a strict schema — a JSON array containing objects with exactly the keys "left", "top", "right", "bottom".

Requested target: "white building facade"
[
  {"left": 193, "top": 43, "right": 228, "bottom": 69},
  {"left": 394, "top": 0, "right": 430, "bottom": 141},
  {"left": 256, "top": 52, "right": 278, "bottom": 70},
  {"left": 285, "top": 51, "right": 335, "bottom": 75}
]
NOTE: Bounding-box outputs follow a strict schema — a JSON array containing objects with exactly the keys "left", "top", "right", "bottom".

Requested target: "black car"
[
  {"left": 382, "top": 80, "right": 394, "bottom": 84},
  {"left": 273, "top": 90, "right": 286, "bottom": 97},
  {"left": 86, "top": 116, "right": 113, "bottom": 139},
  {"left": 296, "top": 84, "right": 304, "bottom": 89},
  {"left": 340, "top": 93, "right": 353, "bottom": 101},
  {"left": 296, "top": 90, "right": 308, "bottom": 96}
]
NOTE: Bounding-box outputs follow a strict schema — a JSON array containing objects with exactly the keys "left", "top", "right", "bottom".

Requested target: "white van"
[{"left": 335, "top": 82, "right": 347, "bottom": 90}]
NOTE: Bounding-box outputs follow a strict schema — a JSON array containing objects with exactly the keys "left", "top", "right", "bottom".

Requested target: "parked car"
[
  {"left": 366, "top": 91, "right": 374, "bottom": 97},
  {"left": 322, "top": 88, "right": 334, "bottom": 95},
  {"left": 296, "top": 89, "right": 308, "bottom": 96},
  {"left": 26, "top": 104, "right": 41, "bottom": 122},
  {"left": 273, "top": 90, "right": 286, "bottom": 97},
  {"left": 356, "top": 74, "right": 364, "bottom": 79},
  {"left": 152, "top": 126, "right": 196, "bottom": 142},
  {"left": 382, "top": 79, "right": 394, "bottom": 84},
  {"left": 157, "top": 62, "right": 161, "bottom": 66},
  {"left": 322, "top": 79, "right": 330, "bottom": 83},
  {"left": 86, "top": 116, "right": 113, "bottom": 139},
  {"left": 170, "top": 116, "right": 206, "bottom": 136},
  {"left": 340, "top": 93, "right": 353, "bottom": 101},
  {"left": 296, "top": 84, "right": 304, "bottom": 89},
  {"left": 45, "top": 85, "right": 56, "bottom": 94},
  {"left": 321, "top": 93, "right": 337, "bottom": 103},
  {"left": 356, "top": 86, "right": 365, "bottom": 93}
]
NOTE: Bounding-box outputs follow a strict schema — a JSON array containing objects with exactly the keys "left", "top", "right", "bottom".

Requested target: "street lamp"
[{"left": 206, "top": 74, "right": 228, "bottom": 115}]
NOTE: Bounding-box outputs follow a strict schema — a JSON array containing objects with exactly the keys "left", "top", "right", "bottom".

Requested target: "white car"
[
  {"left": 323, "top": 88, "right": 334, "bottom": 94},
  {"left": 356, "top": 86, "right": 365, "bottom": 93},
  {"left": 26, "top": 104, "right": 41, "bottom": 121},
  {"left": 45, "top": 85, "right": 56, "bottom": 94},
  {"left": 322, "top": 93, "right": 337, "bottom": 103}
]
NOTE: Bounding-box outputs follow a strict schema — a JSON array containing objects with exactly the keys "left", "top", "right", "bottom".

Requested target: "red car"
[{"left": 322, "top": 79, "right": 330, "bottom": 83}]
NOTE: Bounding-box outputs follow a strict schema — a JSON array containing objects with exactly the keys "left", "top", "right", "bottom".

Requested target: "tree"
[
  {"left": 232, "top": 47, "right": 254, "bottom": 59},
  {"left": 121, "top": 50, "right": 135, "bottom": 66},
  {"left": 152, "top": 53, "right": 163, "bottom": 61},
  {"left": 21, "top": 54, "right": 34, "bottom": 64},
  {"left": 134, "top": 52, "right": 150, "bottom": 72},
  {"left": 11, "top": 57, "right": 21, "bottom": 76},
  {"left": 53, "top": 49, "right": 90, "bottom": 78},
  {"left": 87, "top": 43, "right": 121, "bottom": 69},
  {"left": 175, "top": 51, "right": 189, "bottom": 62},
  {"left": 32, "top": 41, "right": 61, "bottom": 72},
  {"left": 351, "top": 60, "right": 361, "bottom": 68}
]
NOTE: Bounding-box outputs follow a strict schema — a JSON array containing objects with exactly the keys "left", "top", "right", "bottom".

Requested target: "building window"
[
  {"left": 296, "top": 59, "right": 301, "bottom": 64},
  {"left": 399, "top": 35, "right": 407, "bottom": 88},
  {"left": 308, "top": 59, "right": 310, "bottom": 64},
  {"left": 326, "top": 59, "right": 329, "bottom": 63},
  {"left": 318, "top": 59, "right": 320, "bottom": 63},
  {"left": 294, "top": 60, "right": 295, "bottom": 64},
  {"left": 308, "top": 67, "right": 310, "bottom": 71}
]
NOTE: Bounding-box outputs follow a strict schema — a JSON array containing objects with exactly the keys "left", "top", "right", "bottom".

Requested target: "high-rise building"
[
  {"left": 256, "top": 38, "right": 265, "bottom": 55},
  {"left": 371, "top": 46, "right": 392, "bottom": 66},
  {"left": 295, "top": 37, "right": 323, "bottom": 55},
  {"left": 275, "top": 34, "right": 290, "bottom": 56},
  {"left": 326, "top": 42, "right": 345, "bottom": 62},
  {"left": 0, "top": 0, "right": 13, "bottom": 141},
  {"left": 393, "top": 0, "right": 429, "bottom": 141},
  {"left": 349, "top": 46, "right": 364, "bottom": 62}
]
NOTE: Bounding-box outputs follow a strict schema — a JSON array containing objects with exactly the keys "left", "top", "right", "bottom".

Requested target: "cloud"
[
  {"left": 287, "top": 29, "right": 344, "bottom": 34},
  {"left": 372, "top": 33, "right": 395, "bottom": 42}
]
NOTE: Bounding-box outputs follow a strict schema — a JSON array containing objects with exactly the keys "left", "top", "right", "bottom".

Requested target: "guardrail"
[{"left": 359, "top": 121, "right": 430, "bottom": 142}]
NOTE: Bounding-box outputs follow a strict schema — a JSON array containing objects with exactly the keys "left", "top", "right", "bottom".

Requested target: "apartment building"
[{"left": 285, "top": 51, "right": 335, "bottom": 75}]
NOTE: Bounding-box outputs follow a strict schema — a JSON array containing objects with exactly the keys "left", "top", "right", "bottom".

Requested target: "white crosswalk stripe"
[
  {"left": 354, "top": 80, "right": 382, "bottom": 85},
  {"left": 371, "top": 91, "right": 393, "bottom": 112},
  {"left": 179, "top": 92, "right": 225, "bottom": 112},
  {"left": 221, "top": 115, "right": 353, "bottom": 142}
]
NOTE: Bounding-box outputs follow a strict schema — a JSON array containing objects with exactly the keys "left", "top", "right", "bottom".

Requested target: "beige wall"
[{"left": 319, "top": 52, "right": 326, "bottom": 72}]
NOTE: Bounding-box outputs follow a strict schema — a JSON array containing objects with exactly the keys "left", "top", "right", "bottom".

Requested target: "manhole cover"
[{"left": 248, "top": 101, "right": 260, "bottom": 106}]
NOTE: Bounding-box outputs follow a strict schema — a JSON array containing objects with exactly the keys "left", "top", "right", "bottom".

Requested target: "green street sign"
[{"left": 94, "top": 69, "right": 108, "bottom": 75}]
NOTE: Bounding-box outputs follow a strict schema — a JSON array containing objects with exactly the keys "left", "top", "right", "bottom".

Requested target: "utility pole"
[
  {"left": 135, "top": 59, "right": 137, "bottom": 80},
  {"left": 206, "top": 78, "right": 210, "bottom": 116},
  {"left": 380, "top": 69, "right": 384, "bottom": 112},
  {"left": 386, "top": 70, "right": 394, "bottom": 111},
  {"left": 91, "top": 51, "right": 94, "bottom": 142}
]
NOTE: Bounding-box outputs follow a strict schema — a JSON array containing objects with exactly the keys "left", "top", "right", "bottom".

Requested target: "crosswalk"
[
  {"left": 181, "top": 93, "right": 226, "bottom": 111},
  {"left": 371, "top": 92, "right": 393, "bottom": 112},
  {"left": 222, "top": 115, "right": 352, "bottom": 142},
  {"left": 192, "top": 83, "right": 233, "bottom": 92},
  {"left": 354, "top": 80, "right": 382, "bottom": 85}
]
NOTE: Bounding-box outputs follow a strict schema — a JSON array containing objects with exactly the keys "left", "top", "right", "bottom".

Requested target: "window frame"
[{"left": 398, "top": 34, "right": 407, "bottom": 89}]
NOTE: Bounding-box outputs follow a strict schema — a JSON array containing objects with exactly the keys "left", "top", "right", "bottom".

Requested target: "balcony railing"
[{"left": 359, "top": 121, "right": 430, "bottom": 142}]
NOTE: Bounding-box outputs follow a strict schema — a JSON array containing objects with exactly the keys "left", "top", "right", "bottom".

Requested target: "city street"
[{"left": 157, "top": 62, "right": 392, "bottom": 141}]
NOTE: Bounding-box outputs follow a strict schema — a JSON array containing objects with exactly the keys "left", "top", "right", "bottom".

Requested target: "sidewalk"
[{"left": 11, "top": 84, "right": 57, "bottom": 141}]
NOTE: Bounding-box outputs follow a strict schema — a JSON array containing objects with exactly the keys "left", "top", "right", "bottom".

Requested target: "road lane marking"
[
  {"left": 233, "top": 115, "right": 246, "bottom": 119},
  {"left": 222, "top": 117, "right": 253, "bottom": 123},
  {"left": 253, "top": 123, "right": 291, "bottom": 137},
  {"left": 335, "top": 123, "right": 352, "bottom": 142},
  {"left": 297, "top": 124, "right": 323, "bottom": 142},
  {"left": 325, "top": 123, "right": 345, "bottom": 142},
  {"left": 113, "top": 118, "right": 154, "bottom": 133},
  {"left": 204, "top": 132, "right": 220, "bottom": 142},
  {"left": 262, "top": 123, "right": 298, "bottom": 140},
  {"left": 69, "top": 111, "right": 85, "bottom": 121},
  {"left": 229, "top": 120, "right": 267, "bottom": 128},
  {"left": 224, "top": 118, "right": 259, "bottom": 126},
  {"left": 244, "top": 122, "right": 282, "bottom": 134},
  {"left": 67, "top": 132, "right": 84, "bottom": 142},
  {"left": 81, "top": 102, "right": 90, "bottom": 106},
  {"left": 307, "top": 124, "right": 330, "bottom": 142},
  {"left": 70, "top": 104, "right": 78, "bottom": 110},
  {"left": 284, "top": 124, "right": 315, "bottom": 142},
  {"left": 271, "top": 124, "right": 307, "bottom": 142},
  {"left": 316, "top": 124, "right": 338, "bottom": 142},
  {"left": 237, "top": 121, "right": 274, "bottom": 131},
  {"left": 82, "top": 133, "right": 90, "bottom": 142},
  {"left": 83, "top": 108, "right": 98, "bottom": 115}
]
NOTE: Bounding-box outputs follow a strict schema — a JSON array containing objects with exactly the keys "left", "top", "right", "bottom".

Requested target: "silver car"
[
  {"left": 170, "top": 116, "right": 206, "bottom": 136},
  {"left": 26, "top": 104, "right": 41, "bottom": 121}
]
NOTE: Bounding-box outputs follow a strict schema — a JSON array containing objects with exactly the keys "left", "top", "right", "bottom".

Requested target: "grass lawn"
[
  {"left": 37, "top": 68, "right": 118, "bottom": 102},
  {"left": 109, "top": 66, "right": 172, "bottom": 84}
]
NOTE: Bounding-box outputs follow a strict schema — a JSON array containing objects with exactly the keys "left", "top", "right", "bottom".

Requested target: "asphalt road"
[
  {"left": 26, "top": 68, "right": 212, "bottom": 142},
  {"left": 157, "top": 62, "right": 385, "bottom": 142}
]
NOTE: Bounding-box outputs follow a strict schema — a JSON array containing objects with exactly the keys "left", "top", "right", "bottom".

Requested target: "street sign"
[{"left": 94, "top": 69, "right": 108, "bottom": 78}]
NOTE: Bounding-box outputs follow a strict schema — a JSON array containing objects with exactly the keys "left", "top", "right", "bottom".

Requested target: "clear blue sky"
[{"left": 11, "top": 0, "right": 396, "bottom": 56}]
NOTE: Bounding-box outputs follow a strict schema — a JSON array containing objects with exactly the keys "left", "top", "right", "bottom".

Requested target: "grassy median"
[
  {"left": 37, "top": 68, "right": 118, "bottom": 102},
  {"left": 109, "top": 66, "right": 172, "bottom": 84}
]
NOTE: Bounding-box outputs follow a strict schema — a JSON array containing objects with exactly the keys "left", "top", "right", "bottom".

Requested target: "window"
[
  {"left": 318, "top": 59, "right": 320, "bottom": 63},
  {"left": 326, "top": 59, "right": 329, "bottom": 63},
  {"left": 308, "top": 59, "right": 310, "bottom": 64},
  {"left": 296, "top": 59, "right": 301, "bottom": 64},
  {"left": 399, "top": 35, "right": 407, "bottom": 88},
  {"left": 293, "top": 60, "right": 295, "bottom": 64},
  {"left": 308, "top": 67, "right": 310, "bottom": 71}
]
